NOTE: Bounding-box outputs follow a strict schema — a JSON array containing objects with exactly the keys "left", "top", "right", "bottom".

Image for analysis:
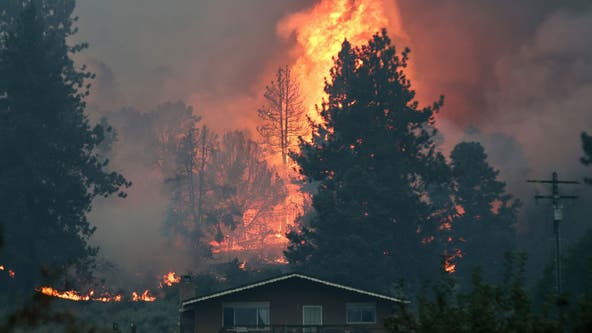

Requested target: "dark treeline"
[
  {"left": 285, "top": 30, "right": 520, "bottom": 293},
  {"left": 1, "top": 0, "right": 592, "bottom": 332}
]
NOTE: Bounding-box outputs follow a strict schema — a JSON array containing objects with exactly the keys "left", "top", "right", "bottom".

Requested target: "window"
[
  {"left": 346, "top": 303, "right": 376, "bottom": 324},
  {"left": 302, "top": 305, "right": 323, "bottom": 333},
  {"left": 223, "top": 302, "right": 270, "bottom": 330}
]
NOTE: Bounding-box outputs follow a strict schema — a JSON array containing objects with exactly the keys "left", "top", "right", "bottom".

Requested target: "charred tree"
[
  {"left": 257, "top": 66, "right": 308, "bottom": 233},
  {"left": 257, "top": 65, "right": 308, "bottom": 168}
]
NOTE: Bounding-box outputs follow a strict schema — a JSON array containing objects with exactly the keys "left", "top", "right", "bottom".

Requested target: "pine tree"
[
  {"left": 257, "top": 65, "right": 308, "bottom": 168},
  {"left": 450, "top": 142, "right": 520, "bottom": 283},
  {"left": 257, "top": 65, "right": 308, "bottom": 233},
  {"left": 286, "top": 29, "right": 450, "bottom": 291},
  {"left": 0, "top": 2, "right": 129, "bottom": 292}
]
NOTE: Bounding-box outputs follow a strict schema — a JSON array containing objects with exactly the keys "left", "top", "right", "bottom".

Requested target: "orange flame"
[
  {"left": 278, "top": 0, "right": 404, "bottom": 120},
  {"left": 34, "top": 271, "right": 180, "bottom": 302},
  {"left": 159, "top": 271, "right": 181, "bottom": 288},
  {"left": 37, "top": 287, "right": 123, "bottom": 302},
  {"left": 38, "top": 287, "right": 91, "bottom": 301},
  {"left": 38, "top": 286, "right": 156, "bottom": 303},
  {"left": 443, "top": 248, "right": 463, "bottom": 274},
  {"left": 201, "top": 1, "right": 408, "bottom": 260},
  {"left": 132, "top": 290, "right": 156, "bottom": 302}
]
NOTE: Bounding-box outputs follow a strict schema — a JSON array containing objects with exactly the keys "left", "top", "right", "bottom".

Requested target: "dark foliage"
[
  {"left": 0, "top": 1, "right": 130, "bottom": 293},
  {"left": 386, "top": 253, "right": 558, "bottom": 333},
  {"left": 286, "top": 29, "right": 451, "bottom": 292},
  {"left": 450, "top": 142, "right": 520, "bottom": 284},
  {"left": 581, "top": 132, "right": 592, "bottom": 185}
]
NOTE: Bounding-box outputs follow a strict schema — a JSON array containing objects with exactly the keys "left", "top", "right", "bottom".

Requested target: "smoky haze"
[{"left": 76, "top": 0, "right": 592, "bottom": 280}]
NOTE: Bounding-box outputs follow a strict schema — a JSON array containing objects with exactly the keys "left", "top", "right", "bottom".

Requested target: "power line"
[{"left": 527, "top": 171, "right": 579, "bottom": 296}]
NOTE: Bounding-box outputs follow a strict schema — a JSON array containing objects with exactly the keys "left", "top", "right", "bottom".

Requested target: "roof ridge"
[{"left": 181, "top": 272, "right": 406, "bottom": 308}]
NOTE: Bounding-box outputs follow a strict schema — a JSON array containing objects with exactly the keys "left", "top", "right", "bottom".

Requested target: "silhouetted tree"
[
  {"left": 286, "top": 29, "right": 450, "bottom": 291},
  {"left": 165, "top": 129, "right": 286, "bottom": 256},
  {"left": 257, "top": 65, "right": 308, "bottom": 167},
  {"left": 257, "top": 65, "right": 308, "bottom": 233},
  {"left": 0, "top": 2, "right": 130, "bottom": 292},
  {"left": 450, "top": 142, "right": 520, "bottom": 284},
  {"left": 581, "top": 132, "right": 592, "bottom": 185}
]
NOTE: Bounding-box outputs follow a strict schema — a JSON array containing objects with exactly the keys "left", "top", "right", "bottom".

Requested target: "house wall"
[{"left": 187, "top": 278, "right": 395, "bottom": 333}]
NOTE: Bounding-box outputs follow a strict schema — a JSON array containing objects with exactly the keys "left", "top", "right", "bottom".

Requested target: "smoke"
[
  {"left": 483, "top": 8, "right": 592, "bottom": 176},
  {"left": 72, "top": 0, "right": 592, "bottom": 280}
]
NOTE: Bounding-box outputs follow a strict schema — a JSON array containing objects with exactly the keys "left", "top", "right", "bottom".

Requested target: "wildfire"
[
  {"left": 273, "top": 257, "right": 289, "bottom": 264},
  {"left": 37, "top": 287, "right": 123, "bottom": 302},
  {"left": 132, "top": 290, "right": 156, "bottom": 302},
  {"left": 278, "top": 0, "right": 404, "bottom": 120},
  {"left": 34, "top": 271, "right": 183, "bottom": 302},
  {"left": 37, "top": 287, "right": 157, "bottom": 302},
  {"left": 159, "top": 271, "right": 181, "bottom": 288},
  {"left": 443, "top": 248, "right": 463, "bottom": 274}
]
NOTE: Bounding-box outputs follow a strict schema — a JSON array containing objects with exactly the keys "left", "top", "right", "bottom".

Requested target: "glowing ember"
[
  {"left": 444, "top": 261, "right": 456, "bottom": 274},
  {"left": 274, "top": 257, "right": 289, "bottom": 264},
  {"left": 456, "top": 204, "right": 465, "bottom": 216},
  {"left": 443, "top": 249, "right": 463, "bottom": 274},
  {"left": 132, "top": 290, "right": 156, "bottom": 302},
  {"left": 0, "top": 264, "right": 15, "bottom": 278},
  {"left": 159, "top": 271, "right": 181, "bottom": 288}
]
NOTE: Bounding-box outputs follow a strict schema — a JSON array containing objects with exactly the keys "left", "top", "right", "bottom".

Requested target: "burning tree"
[
  {"left": 165, "top": 129, "right": 286, "bottom": 256},
  {"left": 0, "top": 2, "right": 130, "bottom": 292},
  {"left": 257, "top": 65, "right": 308, "bottom": 168},
  {"left": 286, "top": 30, "right": 451, "bottom": 291},
  {"left": 211, "top": 131, "right": 287, "bottom": 249},
  {"left": 257, "top": 66, "right": 308, "bottom": 233}
]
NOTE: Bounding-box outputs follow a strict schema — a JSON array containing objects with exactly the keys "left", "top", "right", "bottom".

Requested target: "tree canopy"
[
  {"left": 286, "top": 29, "right": 451, "bottom": 291},
  {"left": 0, "top": 2, "right": 129, "bottom": 292},
  {"left": 450, "top": 141, "right": 520, "bottom": 283}
]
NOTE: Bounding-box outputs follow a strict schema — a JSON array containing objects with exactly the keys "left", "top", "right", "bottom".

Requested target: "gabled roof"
[{"left": 182, "top": 273, "right": 405, "bottom": 308}]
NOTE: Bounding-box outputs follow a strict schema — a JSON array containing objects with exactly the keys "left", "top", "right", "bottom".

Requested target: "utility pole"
[{"left": 527, "top": 171, "right": 579, "bottom": 296}]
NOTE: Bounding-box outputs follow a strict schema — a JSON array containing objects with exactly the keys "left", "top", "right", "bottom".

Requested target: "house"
[{"left": 179, "top": 273, "right": 404, "bottom": 333}]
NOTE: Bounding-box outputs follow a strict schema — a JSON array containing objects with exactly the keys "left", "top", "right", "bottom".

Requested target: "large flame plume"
[
  {"left": 207, "top": 0, "right": 407, "bottom": 257},
  {"left": 278, "top": 0, "right": 404, "bottom": 120}
]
